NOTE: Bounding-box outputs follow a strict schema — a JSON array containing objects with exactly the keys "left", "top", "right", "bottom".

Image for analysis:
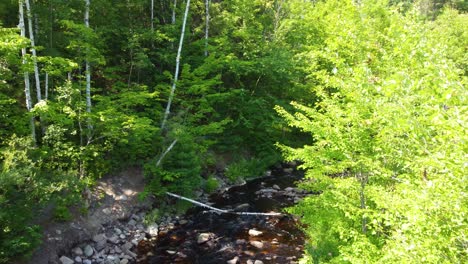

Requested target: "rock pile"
[
  {"left": 255, "top": 185, "right": 309, "bottom": 203},
  {"left": 60, "top": 211, "right": 191, "bottom": 264},
  {"left": 59, "top": 212, "right": 152, "bottom": 264}
]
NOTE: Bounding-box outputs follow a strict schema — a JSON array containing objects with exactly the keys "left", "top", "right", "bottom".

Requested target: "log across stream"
[{"left": 137, "top": 166, "right": 309, "bottom": 264}]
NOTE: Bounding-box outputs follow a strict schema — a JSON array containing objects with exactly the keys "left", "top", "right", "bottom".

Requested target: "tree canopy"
[{"left": 0, "top": 0, "right": 466, "bottom": 262}]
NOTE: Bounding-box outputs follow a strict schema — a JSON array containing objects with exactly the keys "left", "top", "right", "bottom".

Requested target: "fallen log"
[{"left": 166, "top": 192, "right": 283, "bottom": 216}]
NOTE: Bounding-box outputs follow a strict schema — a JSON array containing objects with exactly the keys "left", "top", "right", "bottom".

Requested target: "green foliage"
[
  {"left": 143, "top": 209, "right": 161, "bottom": 225},
  {"left": 0, "top": 137, "right": 43, "bottom": 262},
  {"left": 144, "top": 130, "right": 204, "bottom": 197},
  {"left": 225, "top": 157, "right": 272, "bottom": 183},
  {"left": 205, "top": 175, "right": 220, "bottom": 194},
  {"left": 278, "top": 1, "right": 467, "bottom": 263}
]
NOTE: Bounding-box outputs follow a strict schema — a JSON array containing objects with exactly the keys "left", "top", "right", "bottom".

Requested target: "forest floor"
[{"left": 22, "top": 167, "right": 153, "bottom": 264}]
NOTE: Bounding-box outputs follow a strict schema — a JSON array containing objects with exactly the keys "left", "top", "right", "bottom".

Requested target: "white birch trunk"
[
  {"left": 161, "top": 0, "right": 190, "bottom": 130},
  {"left": 151, "top": 0, "right": 154, "bottom": 32},
  {"left": 204, "top": 0, "right": 210, "bottom": 57},
  {"left": 44, "top": 72, "right": 48, "bottom": 100},
  {"left": 25, "top": 0, "right": 41, "bottom": 102},
  {"left": 172, "top": 0, "right": 177, "bottom": 24},
  {"left": 156, "top": 139, "right": 178, "bottom": 166},
  {"left": 19, "top": 0, "right": 36, "bottom": 144},
  {"left": 84, "top": 0, "right": 91, "bottom": 115}
]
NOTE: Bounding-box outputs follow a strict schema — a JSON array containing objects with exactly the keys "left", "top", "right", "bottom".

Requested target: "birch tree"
[
  {"left": 172, "top": 0, "right": 177, "bottom": 24},
  {"left": 204, "top": 0, "right": 210, "bottom": 57},
  {"left": 151, "top": 0, "right": 154, "bottom": 44},
  {"left": 24, "top": 0, "right": 41, "bottom": 102},
  {"left": 161, "top": 0, "right": 190, "bottom": 130},
  {"left": 84, "top": 0, "right": 92, "bottom": 139},
  {"left": 19, "top": 0, "right": 36, "bottom": 144}
]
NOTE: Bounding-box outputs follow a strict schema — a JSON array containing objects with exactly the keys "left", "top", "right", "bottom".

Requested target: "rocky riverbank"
[{"left": 30, "top": 163, "right": 305, "bottom": 264}]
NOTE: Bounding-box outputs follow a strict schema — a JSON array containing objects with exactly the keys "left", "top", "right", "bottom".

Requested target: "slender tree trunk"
[
  {"left": 34, "top": 13, "right": 39, "bottom": 43},
  {"left": 19, "top": 0, "right": 36, "bottom": 144},
  {"left": 84, "top": 0, "right": 93, "bottom": 141},
  {"left": 161, "top": 0, "right": 190, "bottom": 130},
  {"left": 204, "top": 0, "right": 210, "bottom": 57},
  {"left": 25, "top": 0, "right": 41, "bottom": 102},
  {"left": 156, "top": 139, "right": 178, "bottom": 166},
  {"left": 358, "top": 171, "right": 368, "bottom": 234},
  {"left": 151, "top": 0, "right": 154, "bottom": 32},
  {"left": 172, "top": 0, "right": 177, "bottom": 24},
  {"left": 44, "top": 72, "right": 48, "bottom": 100}
]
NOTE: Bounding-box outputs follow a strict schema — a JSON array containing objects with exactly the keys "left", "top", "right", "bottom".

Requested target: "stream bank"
[{"left": 30, "top": 163, "right": 308, "bottom": 264}]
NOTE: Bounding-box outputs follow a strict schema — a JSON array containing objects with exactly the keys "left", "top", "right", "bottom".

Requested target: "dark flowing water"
[{"left": 138, "top": 166, "right": 307, "bottom": 264}]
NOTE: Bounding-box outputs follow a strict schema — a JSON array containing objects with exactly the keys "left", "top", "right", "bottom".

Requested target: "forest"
[{"left": 0, "top": 0, "right": 467, "bottom": 263}]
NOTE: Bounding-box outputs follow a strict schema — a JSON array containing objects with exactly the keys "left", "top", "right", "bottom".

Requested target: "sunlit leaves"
[{"left": 279, "top": 1, "right": 467, "bottom": 263}]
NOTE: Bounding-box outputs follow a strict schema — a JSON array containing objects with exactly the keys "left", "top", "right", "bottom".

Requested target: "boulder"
[
  {"left": 72, "top": 247, "right": 84, "bottom": 256},
  {"left": 83, "top": 245, "right": 94, "bottom": 257},
  {"left": 146, "top": 223, "right": 159, "bottom": 236},
  {"left": 227, "top": 256, "right": 239, "bottom": 264},
  {"left": 197, "top": 233, "right": 214, "bottom": 244},
  {"left": 248, "top": 229, "right": 263, "bottom": 236},
  {"left": 59, "top": 256, "right": 74, "bottom": 264},
  {"left": 93, "top": 234, "right": 107, "bottom": 243},
  {"left": 249, "top": 241, "right": 264, "bottom": 249}
]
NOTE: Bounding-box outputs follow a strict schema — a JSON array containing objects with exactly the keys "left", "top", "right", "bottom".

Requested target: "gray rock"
[
  {"left": 131, "top": 238, "right": 140, "bottom": 246},
  {"left": 120, "top": 259, "right": 129, "bottom": 264},
  {"left": 272, "top": 184, "right": 280, "bottom": 190},
  {"left": 59, "top": 256, "right": 74, "bottom": 264},
  {"left": 248, "top": 229, "right": 263, "bottom": 236},
  {"left": 102, "top": 208, "right": 112, "bottom": 214},
  {"left": 123, "top": 242, "right": 133, "bottom": 250},
  {"left": 119, "top": 234, "right": 126, "bottom": 239},
  {"left": 72, "top": 247, "right": 84, "bottom": 256},
  {"left": 95, "top": 239, "right": 107, "bottom": 251},
  {"left": 254, "top": 260, "right": 264, "bottom": 264},
  {"left": 108, "top": 235, "right": 119, "bottom": 244},
  {"left": 131, "top": 214, "right": 140, "bottom": 220},
  {"left": 197, "top": 233, "right": 213, "bottom": 244},
  {"left": 93, "top": 234, "right": 107, "bottom": 243},
  {"left": 74, "top": 256, "right": 83, "bottom": 263},
  {"left": 227, "top": 256, "right": 239, "bottom": 264},
  {"left": 146, "top": 223, "right": 159, "bottom": 236},
  {"left": 236, "top": 239, "right": 246, "bottom": 245},
  {"left": 249, "top": 241, "right": 264, "bottom": 249},
  {"left": 114, "top": 228, "right": 122, "bottom": 235},
  {"left": 107, "top": 255, "right": 119, "bottom": 262},
  {"left": 114, "top": 246, "right": 122, "bottom": 254},
  {"left": 122, "top": 248, "right": 137, "bottom": 258},
  {"left": 128, "top": 219, "right": 137, "bottom": 226},
  {"left": 117, "top": 195, "right": 128, "bottom": 201},
  {"left": 283, "top": 168, "right": 293, "bottom": 173},
  {"left": 83, "top": 260, "right": 92, "bottom": 264},
  {"left": 84, "top": 245, "right": 94, "bottom": 257},
  {"left": 179, "top": 219, "right": 188, "bottom": 225},
  {"left": 247, "top": 260, "right": 254, "bottom": 264}
]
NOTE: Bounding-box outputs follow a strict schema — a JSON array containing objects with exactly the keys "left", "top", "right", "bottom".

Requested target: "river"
[{"left": 137, "top": 165, "right": 308, "bottom": 264}]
